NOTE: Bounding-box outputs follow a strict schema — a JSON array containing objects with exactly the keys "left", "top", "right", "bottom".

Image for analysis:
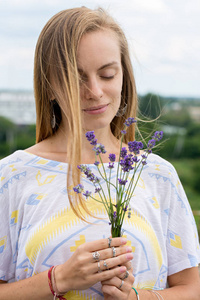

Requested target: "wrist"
[
  {"left": 132, "top": 287, "right": 139, "bottom": 300},
  {"left": 54, "top": 264, "right": 70, "bottom": 294}
]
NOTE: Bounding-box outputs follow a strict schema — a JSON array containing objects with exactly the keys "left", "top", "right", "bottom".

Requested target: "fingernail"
[
  {"left": 121, "top": 238, "right": 127, "bottom": 245},
  {"left": 127, "top": 253, "right": 133, "bottom": 260},
  {"left": 126, "top": 246, "right": 132, "bottom": 252},
  {"left": 120, "top": 266, "right": 126, "bottom": 273}
]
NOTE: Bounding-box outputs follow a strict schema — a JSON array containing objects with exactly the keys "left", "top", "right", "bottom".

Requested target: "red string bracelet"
[{"left": 48, "top": 266, "right": 66, "bottom": 300}]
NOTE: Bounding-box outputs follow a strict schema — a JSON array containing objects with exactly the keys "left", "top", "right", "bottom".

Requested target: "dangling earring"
[
  {"left": 50, "top": 99, "right": 56, "bottom": 129},
  {"left": 116, "top": 102, "right": 127, "bottom": 117}
]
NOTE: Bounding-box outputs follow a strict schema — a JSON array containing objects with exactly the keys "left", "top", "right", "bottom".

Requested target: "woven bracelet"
[{"left": 48, "top": 266, "right": 66, "bottom": 300}]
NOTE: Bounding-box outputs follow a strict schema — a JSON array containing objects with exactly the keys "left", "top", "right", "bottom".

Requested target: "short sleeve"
[
  {"left": 0, "top": 157, "right": 16, "bottom": 281},
  {"left": 166, "top": 166, "right": 200, "bottom": 276}
]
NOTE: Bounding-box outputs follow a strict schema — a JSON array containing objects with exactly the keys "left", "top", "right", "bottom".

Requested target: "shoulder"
[
  {"left": 0, "top": 150, "right": 32, "bottom": 176},
  {"left": 145, "top": 153, "right": 178, "bottom": 179}
]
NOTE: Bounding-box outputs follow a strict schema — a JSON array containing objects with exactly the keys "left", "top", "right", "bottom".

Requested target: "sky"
[{"left": 0, "top": 0, "right": 200, "bottom": 97}]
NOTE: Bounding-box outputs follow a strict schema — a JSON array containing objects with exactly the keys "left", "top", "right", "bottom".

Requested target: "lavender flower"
[
  {"left": 124, "top": 117, "right": 137, "bottom": 127},
  {"left": 73, "top": 184, "right": 84, "bottom": 194},
  {"left": 86, "top": 131, "right": 95, "bottom": 141},
  {"left": 108, "top": 162, "right": 114, "bottom": 169},
  {"left": 93, "top": 143, "right": 106, "bottom": 155},
  {"left": 83, "top": 190, "right": 92, "bottom": 199},
  {"left": 95, "top": 187, "right": 101, "bottom": 193},
  {"left": 147, "top": 139, "right": 156, "bottom": 153},
  {"left": 109, "top": 154, "right": 116, "bottom": 162},
  {"left": 118, "top": 179, "right": 128, "bottom": 185},
  {"left": 128, "top": 140, "right": 143, "bottom": 155},
  {"left": 132, "top": 156, "right": 140, "bottom": 163},
  {"left": 120, "top": 155, "right": 134, "bottom": 172},
  {"left": 120, "top": 147, "right": 128, "bottom": 158},
  {"left": 113, "top": 211, "right": 117, "bottom": 221},
  {"left": 74, "top": 119, "right": 163, "bottom": 238},
  {"left": 152, "top": 131, "right": 163, "bottom": 141}
]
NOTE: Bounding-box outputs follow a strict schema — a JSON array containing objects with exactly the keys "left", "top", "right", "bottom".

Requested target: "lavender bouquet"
[{"left": 73, "top": 118, "right": 163, "bottom": 237}]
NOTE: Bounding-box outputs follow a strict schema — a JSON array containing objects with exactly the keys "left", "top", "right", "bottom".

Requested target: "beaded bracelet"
[
  {"left": 48, "top": 266, "right": 66, "bottom": 300},
  {"left": 132, "top": 287, "right": 140, "bottom": 300}
]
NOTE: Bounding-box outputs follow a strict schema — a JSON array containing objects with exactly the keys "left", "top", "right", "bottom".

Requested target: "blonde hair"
[{"left": 34, "top": 7, "right": 138, "bottom": 220}]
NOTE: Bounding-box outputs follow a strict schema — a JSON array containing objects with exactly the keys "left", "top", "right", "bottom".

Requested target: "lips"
[{"left": 83, "top": 104, "right": 109, "bottom": 115}]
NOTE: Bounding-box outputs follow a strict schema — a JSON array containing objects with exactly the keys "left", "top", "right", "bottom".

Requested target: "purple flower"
[
  {"left": 85, "top": 131, "right": 97, "bottom": 145},
  {"left": 123, "top": 205, "right": 128, "bottom": 212},
  {"left": 93, "top": 176, "right": 100, "bottom": 184},
  {"left": 95, "top": 187, "right": 101, "bottom": 193},
  {"left": 90, "top": 139, "right": 97, "bottom": 146},
  {"left": 83, "top": 190, "right": 92, "bottom": 199},
  {"left": 124, "top": 117, "right": 137, "bottom": 127},
  {"left": 120, "top": 154, "right": 134, "bottom": 172},
  {"left": 120, "top": 147, "right": 128, "bottom": 158},
  {"left": 118, "top": 178, "right": 128, "bottom": 185},
  {"left": 121, "top": 130, "right": 126, "bottom": 135},
  {"left": 132, "top": 156, "right": 140, "bottom": 163},
  {"left": 73, "top": 184, "right": 84, "bottom": 194},
  {"left": 152, "top": 131, "right": 163, "bottom": 141},
  {"left": 86, "top": 131, "right": 95, "bottom": 142},
  {"left": 94, "top": 161, "right": 100, "bottom": 166},
  {"left": 108, "top": 162, "right": 114, "bottom": 169},
  {"left": 109, "top": 153, "right": 116, "bottom": 162},
  {"left": 113, "top": 211, "right": 117, "bottom": 220},
  {"left": 93, "top": 143, "right": 106, "bottom": 155},
  {"left": 147, "top": 139, "right": 156, "bottom": 149},
  {"left": 141, "top": 154, "right": 147, "bottom": 159},
  {"left": 128, "top": 140, "right": 143, "bottom": 155},
  {"left": 142, "top": 160, "right": 147, "bottom": 165}
]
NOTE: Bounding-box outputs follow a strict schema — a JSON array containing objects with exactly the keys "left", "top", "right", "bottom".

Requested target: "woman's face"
[{"left": 77, "top": 29, "right": 123, "bottom": 131}]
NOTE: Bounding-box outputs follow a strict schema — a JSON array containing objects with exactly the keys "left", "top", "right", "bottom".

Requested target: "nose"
[{"left": 83, "top": 77, "right": 103, "bottom": 100}]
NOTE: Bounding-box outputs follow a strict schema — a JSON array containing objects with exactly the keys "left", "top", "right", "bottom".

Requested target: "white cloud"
[{"left": 0, "top": 0, "right": 200, "bottom": 96}]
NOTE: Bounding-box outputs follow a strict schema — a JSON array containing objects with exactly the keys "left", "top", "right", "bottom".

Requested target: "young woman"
[{"left": 0, "top": 7, "right": 199, "bottom": 300}]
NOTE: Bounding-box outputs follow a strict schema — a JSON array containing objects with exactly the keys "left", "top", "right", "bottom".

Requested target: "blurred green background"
[{"left": 0, "top": 92, "right": 200, "bottom": 235}]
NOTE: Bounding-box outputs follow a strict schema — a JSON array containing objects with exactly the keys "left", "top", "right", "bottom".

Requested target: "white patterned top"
[{"left": 0, "top": 150, "right": 199, "bottom": 299}]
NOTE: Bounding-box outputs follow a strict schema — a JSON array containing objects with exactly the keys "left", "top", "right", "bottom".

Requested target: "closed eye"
[{"left": 101, "top": 75, "right": 115, "bottom": 80}]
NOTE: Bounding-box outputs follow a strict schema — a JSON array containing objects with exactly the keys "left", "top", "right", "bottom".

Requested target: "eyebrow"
[{"left": 78, "top": 61, "right": 119, "bottom": 73}]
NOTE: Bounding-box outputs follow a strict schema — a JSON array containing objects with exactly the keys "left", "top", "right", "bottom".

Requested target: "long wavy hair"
[{"left": 34, "top": 7, "right": 138, "bottom": 220}]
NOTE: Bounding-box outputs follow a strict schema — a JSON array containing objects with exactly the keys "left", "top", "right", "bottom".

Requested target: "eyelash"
[{"left": 101, "top": 75, "right": 115, "bottom": 80}]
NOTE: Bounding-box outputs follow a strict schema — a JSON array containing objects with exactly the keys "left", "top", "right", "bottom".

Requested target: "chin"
[{"left": 82, "top": 118, "right": 112, "bottom": 132}]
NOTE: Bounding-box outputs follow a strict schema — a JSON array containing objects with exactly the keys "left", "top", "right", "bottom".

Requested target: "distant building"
[
  {"left": 188, "top": 106, "right": 200, "bottom": 123},
  {"left": 0, "top": 91, "right": 36, "bottom": 125}
]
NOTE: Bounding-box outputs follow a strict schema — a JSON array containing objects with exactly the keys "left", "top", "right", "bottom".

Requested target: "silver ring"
[
  {"left": 119, "top": 280, "right": 124, "bottom": 289},
  {"left": 123, "top": 270, "right": 129, "bottom": 280},
  {"left": 112, "top": 246, "right": 116, "bottom": 257},
  {"left": 108, "top": 237, "right": 112, "bottom": 248},
  {"left": 92, "top": 251, "right": 100, "bottom": 261},
  {"left": 103, "top": 260, "right": 109, "bottom": 270},
  {"left": 97, "top": 261, "right": 102, "bottom": 273}
]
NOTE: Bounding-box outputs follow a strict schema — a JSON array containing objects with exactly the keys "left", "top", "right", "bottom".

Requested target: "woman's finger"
[
  {"left": 83, "top": 237, "right": 127, "bottom": 252},
  {"left": 91, "top": 252, "right": 133, "bottom": 273}
]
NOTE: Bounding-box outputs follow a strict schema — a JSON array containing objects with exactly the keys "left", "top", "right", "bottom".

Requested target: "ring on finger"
[
  {"left": 92, "top": 251, "right": 100, "bottom": 261},
  {"left": 112, "top": 246, "right": 116, "bottom": 257},
  {"left": 122, "top": 270, "right": 129, "bottom": 280},
  {"left": 103, "top": 260, "right": 109, "bottom": 270},
  {"left": 119, "top": 280, "right": 124, "bottom": 289},
  {"left": 97, "top": 261, "right": 102, "bottom": 273},
  {"left": 108, "top": 237, "right": 112, "bottom": 248}
]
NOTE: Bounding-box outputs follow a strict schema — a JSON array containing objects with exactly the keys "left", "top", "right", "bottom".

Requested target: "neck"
[{"left": 81, "top": 127, "right": 121, "bottom": 164}]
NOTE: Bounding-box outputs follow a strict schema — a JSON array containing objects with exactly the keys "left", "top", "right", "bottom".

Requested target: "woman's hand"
[
  {"left": 54, "top": 237, "right": 133, "bottom": 293},
  {"left": 101, "top": 263, "right": 135, "bottom": 300}
]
